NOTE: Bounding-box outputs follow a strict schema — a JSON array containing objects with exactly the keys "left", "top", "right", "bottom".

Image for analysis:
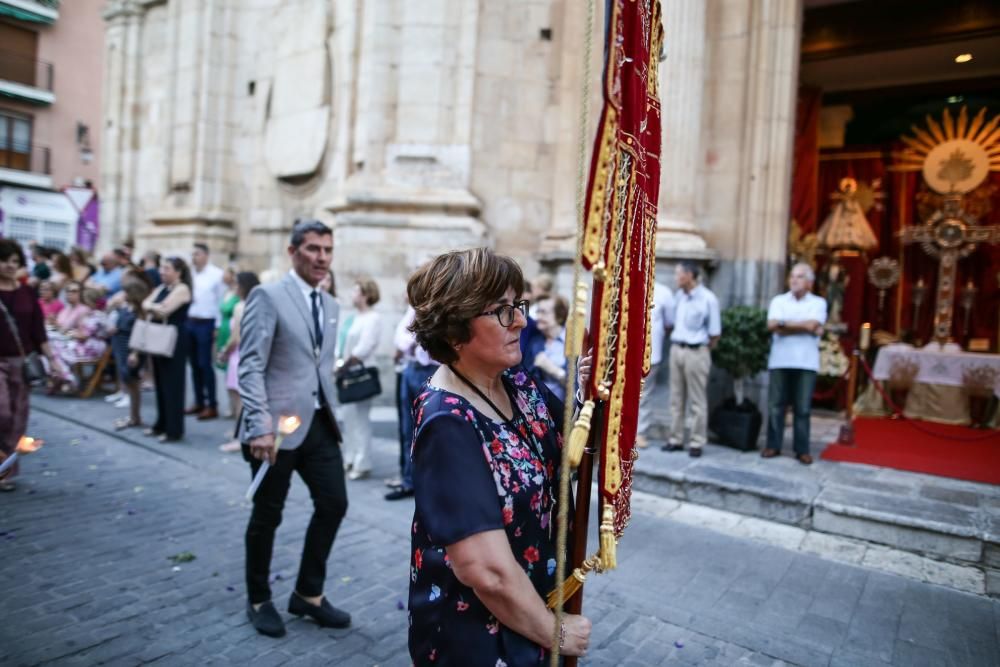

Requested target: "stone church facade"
[{"left": 101, "top": 0, "right": 800, "bottom": 318}]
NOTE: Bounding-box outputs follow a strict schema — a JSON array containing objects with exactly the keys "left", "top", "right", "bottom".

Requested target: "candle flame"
[
  {"left": 277, "top": 416, "right": 302, "bottom": 435},
  {"left": 16, "top": 436, "right": 43, "bottom": 454}
]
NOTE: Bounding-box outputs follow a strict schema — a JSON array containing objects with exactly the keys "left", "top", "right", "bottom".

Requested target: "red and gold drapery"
[{"left": 580, "top": 0, "right": 662, "bottom": 545}]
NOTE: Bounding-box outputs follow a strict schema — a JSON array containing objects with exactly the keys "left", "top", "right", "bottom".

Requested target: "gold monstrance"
[{"left": 896, "top": 107, "right": 1000, "bottom": 342}]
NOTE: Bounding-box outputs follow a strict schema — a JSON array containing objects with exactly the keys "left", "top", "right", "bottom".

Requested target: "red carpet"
[{"left": 822, "top": 417, "right": 1000, "bottom": 485}]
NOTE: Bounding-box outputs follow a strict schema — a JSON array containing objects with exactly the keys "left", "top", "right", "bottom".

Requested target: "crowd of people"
[{"left": 2, "top": 220, "right": 826, "bottom": 663}]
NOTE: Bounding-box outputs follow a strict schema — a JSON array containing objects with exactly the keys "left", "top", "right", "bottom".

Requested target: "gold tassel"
[
  {"left": 546, "top": 567, "right": 587, "bottom": 609},
  {"left": 566, "top": 400, "right": 594, "bottom": 467},
  {"left": 546, "top": 555, "right": 601, "bottom": 609},
  {"left": 599, "top": 505, "right": 617, "bottom": 570},
  {"left": 565, "top": 281, "right": 589, "bottom": 358}
]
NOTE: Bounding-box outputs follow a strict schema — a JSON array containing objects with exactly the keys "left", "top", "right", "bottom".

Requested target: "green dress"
[{"left": 215, "top": 292, "right": 240, "bottom": 370}]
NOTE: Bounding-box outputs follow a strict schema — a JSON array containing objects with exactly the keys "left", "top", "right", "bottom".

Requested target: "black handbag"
[
  {"left": 0, "top": 297, "right": 46, "bottom": 385},
  {"left": 336, "top": 363, "right": 382, "bottom": 404}
]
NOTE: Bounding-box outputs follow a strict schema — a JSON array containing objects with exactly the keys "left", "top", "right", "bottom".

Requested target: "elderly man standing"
[
  {"left": 186, "top": 243, "right": 226, "bottom": 420},
  {"left": 762, "top": 263, "right": 827, "bottom": 465},
  {"left": 663, "top": 262, "right": 720, "bottom": 458}
]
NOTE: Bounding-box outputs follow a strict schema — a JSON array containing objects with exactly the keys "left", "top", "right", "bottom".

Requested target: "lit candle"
[
  {"left": 859, "top": 322, "right": 871, "bottom": 351},
  {"left": 0, "top": 436, "right": 44, "bottom": 477},
  {"left": 245, "top": 416, "right": 302, "bottom": 501}
]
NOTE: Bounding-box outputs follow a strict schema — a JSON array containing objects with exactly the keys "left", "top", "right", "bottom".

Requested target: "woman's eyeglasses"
[{"left": 477, "top": 300, "right": 529, "bottom": 327}]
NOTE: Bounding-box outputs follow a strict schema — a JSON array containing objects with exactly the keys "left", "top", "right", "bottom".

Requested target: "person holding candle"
[
  {"left": 405, "top": 247, "right": 592, "bottom": 664},
  {"left": 0, "top": 239, "right": 61, "bottom": 490},
  {"left": 237, "top": 219, "right": 349, "bottom": 638},
  {"left": 762, "top": 262, "right": 827, "bottom": 465}
]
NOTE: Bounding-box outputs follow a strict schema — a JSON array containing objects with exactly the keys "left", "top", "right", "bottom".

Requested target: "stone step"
[{"left": 632, "top": 445, "right": 1000, "bottom": 597}]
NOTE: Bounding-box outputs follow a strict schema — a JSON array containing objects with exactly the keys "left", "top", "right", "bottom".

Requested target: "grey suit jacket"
[{"left": 236, "top": 273, "right": 340, "bottom": 450}]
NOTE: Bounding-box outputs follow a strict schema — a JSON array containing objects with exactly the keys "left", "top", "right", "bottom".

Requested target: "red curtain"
[{"left": 791, "top": 87, "right": 822, "bottom": 234}]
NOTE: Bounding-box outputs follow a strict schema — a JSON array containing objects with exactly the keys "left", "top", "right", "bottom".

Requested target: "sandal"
[{"left": 115, "top": 418, "right": 141, "bottom": 431}]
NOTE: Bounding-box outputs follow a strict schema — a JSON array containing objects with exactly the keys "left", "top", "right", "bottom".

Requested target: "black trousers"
[
  {"left": 186, "top": 319, "right": 217, "bottom": 408},
  {"left": 152, "top": 342, "right": 187, "bottom": 439},
  {"left": 244, "top": 410, "right": 348, "bottom": 604},
  {"left": 395, "top": 370, "right": 405, "bottom": 474}
]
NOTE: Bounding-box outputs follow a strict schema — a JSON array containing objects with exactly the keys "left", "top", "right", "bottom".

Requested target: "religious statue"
[
  {"left": 816, "top": 177, "right": 880, "bottom": 254},
  {"left": 824, "top": 260, "right": 849, "bottom": 327}
]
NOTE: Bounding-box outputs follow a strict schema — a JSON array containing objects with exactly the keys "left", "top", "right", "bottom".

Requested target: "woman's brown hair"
[{"left": 407, "top": 248, "right": 525, "bottom": 365}]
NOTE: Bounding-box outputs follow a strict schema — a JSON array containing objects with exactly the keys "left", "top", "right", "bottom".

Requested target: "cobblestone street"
[{"left": 1, "top": 398, "right": 998, "bottom": 666}]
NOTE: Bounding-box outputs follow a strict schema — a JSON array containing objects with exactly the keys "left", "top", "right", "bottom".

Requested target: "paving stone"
[{"left": 6, "top": 396, "right": 999, "bottom": 666}]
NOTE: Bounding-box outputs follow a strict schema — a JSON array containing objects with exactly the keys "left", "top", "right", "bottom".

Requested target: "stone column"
[
  {"left": 727, "top": 0, "right": 802, "bottom": 308},
  {"left": 328, "top": 0, "right": 486, "bottom": 305},
  {"left": 144, "top": 0, "right": 237, "bottom": 256},
  {"left": 656, "top": 0, "right": 713, "bottom": 258},
  {"left": 100, "top": 0, "right": 143, "bottom": 251}
]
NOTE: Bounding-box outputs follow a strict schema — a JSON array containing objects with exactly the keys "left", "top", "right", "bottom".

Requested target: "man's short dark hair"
[
  {"left": 678, "top": 261, "right": 700, "bottom": 280},
  {"left": 193, "top": 243, "right": 209, "bottom": 254},
  {"left": 290, "top": 219, "right": 332, "bottom": 249}
]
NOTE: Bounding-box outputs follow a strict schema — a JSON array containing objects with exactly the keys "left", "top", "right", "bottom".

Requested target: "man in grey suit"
[{"left": 238, "top": 219, "right": 350, "bottom": 637}]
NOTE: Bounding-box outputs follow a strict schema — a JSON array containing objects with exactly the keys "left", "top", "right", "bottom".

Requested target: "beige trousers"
[{"left": 668, "top": 345, "right": 711, "bottom": 449}]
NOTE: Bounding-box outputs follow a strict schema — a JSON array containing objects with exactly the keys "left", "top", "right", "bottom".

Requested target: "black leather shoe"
[
  {"left": 288, "top": 592, "right": 351, "bottom": 628},
  {"left": 661, "top": 442, "right": 683, "bottom": 452},
  {"left": 688, "top": 448, "right": 702, "bottom": 458},
  {"left": 247, "top": 601, "right": 286, "bottom": 638},
  {"left": 385, "top": 487, "right": 415, "bottom": 501}
]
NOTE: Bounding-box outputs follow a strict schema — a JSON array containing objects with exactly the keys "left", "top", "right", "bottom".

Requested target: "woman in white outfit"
[{"left": 338, "top": 277, "right": 382, "bottom": 480}]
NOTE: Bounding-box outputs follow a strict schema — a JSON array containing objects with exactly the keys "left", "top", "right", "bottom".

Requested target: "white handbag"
[{"left": 128, "top": 316, "right": 178, "bottom": 357}]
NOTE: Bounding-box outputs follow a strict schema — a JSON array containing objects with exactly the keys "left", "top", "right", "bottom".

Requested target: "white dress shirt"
[
  {"left": 289, "top": 268, "right": 324, "bottom": 328},
  {"left": 394, "top": 307, "right": 417, "bottom": 371},
  {"left": 650, "top": 282, "right": 674, "bottom": 365},
  {"left": 670, "top": 284, "right": 721, "bottom": 345},
  {"left": 767, "top": 291, "right": 827, "bottom": 372},
  {"left": 188, "top": 263, "right": 226, "bottom": 323}
]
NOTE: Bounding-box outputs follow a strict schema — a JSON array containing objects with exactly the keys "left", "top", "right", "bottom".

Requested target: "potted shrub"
[{"left": 709, "top": 305, "right": 770, "bottom": 450}]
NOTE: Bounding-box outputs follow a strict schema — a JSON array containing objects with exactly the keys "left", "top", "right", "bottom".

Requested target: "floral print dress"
[{"left": 408, "top": 367, "right": 568, "bottom": 667}]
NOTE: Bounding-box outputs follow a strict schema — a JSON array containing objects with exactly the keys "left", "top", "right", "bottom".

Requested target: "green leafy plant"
[{"left": 711, "top": 305, "right": 770, "bottom": 404}]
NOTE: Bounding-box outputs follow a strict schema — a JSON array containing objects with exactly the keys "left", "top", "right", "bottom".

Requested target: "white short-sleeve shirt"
[
  {"left": 670, "top": 284, "right": 721, "bottom": 346},
  {"left": 766, "top": 291, "right": 828, "bottom": 372}
]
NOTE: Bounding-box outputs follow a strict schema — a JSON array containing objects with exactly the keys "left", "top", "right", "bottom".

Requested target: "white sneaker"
[
  {"left": 105, "top": 391, "right": 124, "bottom": 403},
  {"left": 114, "top": 395, "right": 131, "bottom": 409}
]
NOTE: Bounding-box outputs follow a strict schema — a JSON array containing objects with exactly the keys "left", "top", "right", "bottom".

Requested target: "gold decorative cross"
[{"left": 899, "top": 196, "right": 1000, "bottom": 342}]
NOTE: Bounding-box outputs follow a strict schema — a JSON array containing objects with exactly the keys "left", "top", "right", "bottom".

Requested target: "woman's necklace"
[{"left": 448, "top": 365, "right": 517, "bottom": 423}]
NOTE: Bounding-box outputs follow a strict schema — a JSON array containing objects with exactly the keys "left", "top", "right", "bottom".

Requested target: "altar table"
[{"left": 855, "top": 343, "right": 1000, "bottom": 426}]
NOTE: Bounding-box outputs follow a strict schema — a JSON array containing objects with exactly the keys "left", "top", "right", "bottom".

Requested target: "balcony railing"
[
  {"left": 0, "top": 50, "right": 53, "bottom": 91},
  {"left": 0, "top": 143, "right": 50, "bottom": 174}
]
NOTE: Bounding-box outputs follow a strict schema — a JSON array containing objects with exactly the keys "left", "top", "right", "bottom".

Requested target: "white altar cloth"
[{"left": 871, "top": 343, "right": 1000, "bottom": 398}]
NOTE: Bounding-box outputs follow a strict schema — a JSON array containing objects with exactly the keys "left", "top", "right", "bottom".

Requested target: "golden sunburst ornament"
[{"left": 897, "top": 106, "right": 1000, "bottom": 194}]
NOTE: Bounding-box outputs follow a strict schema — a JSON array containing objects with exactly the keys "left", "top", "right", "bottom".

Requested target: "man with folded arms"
[{"left": 761, "top": 263, "right": 826, "bottom": 465}]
